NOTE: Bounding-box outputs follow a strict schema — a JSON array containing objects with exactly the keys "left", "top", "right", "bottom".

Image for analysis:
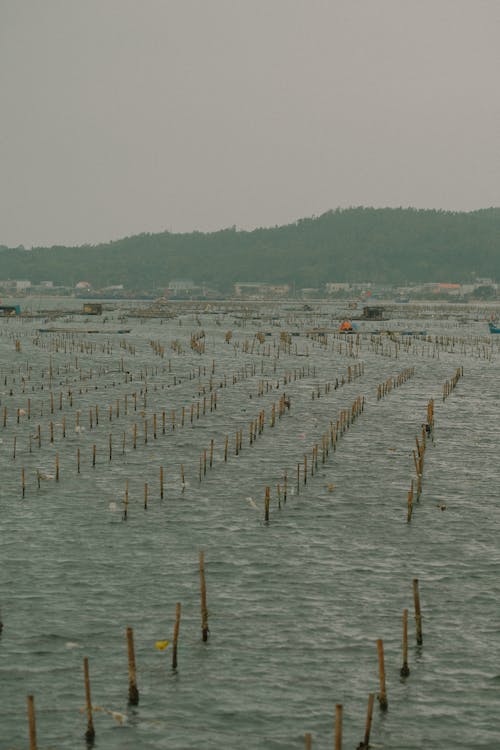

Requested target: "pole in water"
[
  {"left": 413, "top": 578, "right": 423, "bottom": 645},
  {"left": 83, "top": 656, "right": 95, "bottom": 743},
  {"left": 356, "top": 693, "right": 374, "bottom": 750},
  {"left": 172, "top": 602, "right": 181, "bottom": 670},
  {"left": 377, "top": 638, "right": 388, "bottom": 710},
  {"left": 27, "top": 694, "right": 37, "bottom": 750},
  {"left": 400, "top": 608, "right": 410, "bottom": 677},
  {"left": 335, "top": 704, "right": 343, "bottom": 750},
  {"left": 264, "top": 486, "right": 270, "bottom": 522},
  {"left": 304, "top": 733, "right": 312, "bottom": 749},
  {"left": 199, "top": 551, "right": 209, "bottom": 641},
  {"left": 126, "top": 626, "right": 139, "bottom": 704}
]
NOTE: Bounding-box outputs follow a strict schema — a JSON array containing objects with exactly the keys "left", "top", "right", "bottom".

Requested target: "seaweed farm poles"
[
  {"left": 413, "top": 579, "right": 423, "bottom": 645},
  {"left": 83, "top": 657, "right": 95, "bottom": 742},
  {"left": 377, "top": 639, "right": 388, "bottom": 710},
  {"left": 26, "top": 695, "right": 37, "bottom": 750},
  {"left": 400, "top": 609, "right": 410, "bottom": 677},
  {"left": 126, "top": 627, "right": 139, "bottom": 705},
  {"left": 172, "top": 603, "right": 181, "bottom": 670},
  {"left": 199, "top": 551, "right": 209, "bottom": 642},
  {"left": 335, "top": 704, "right": 343, "bottom": 750}
]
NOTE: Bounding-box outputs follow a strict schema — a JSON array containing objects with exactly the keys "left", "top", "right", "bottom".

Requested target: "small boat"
[{"left": 488, "top": 322, "right": 500, "bottom": 334}]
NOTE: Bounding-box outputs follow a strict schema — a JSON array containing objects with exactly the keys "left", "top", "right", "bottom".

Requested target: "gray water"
[{"left": 1, "top": 302, "right": 499, "bottom": 749}]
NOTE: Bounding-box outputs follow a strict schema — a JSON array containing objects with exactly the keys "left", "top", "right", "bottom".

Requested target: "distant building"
[
  {"left": 15, "top": 280, "right": 31, "bottom": 290},
  {"left": 234, "top": 282, "right": 290, "bottom": 298},
  {"left": 325, "top": 283, "right": 351, "bottom": 294},
  {"left": 75, "top": 281, "right": 92, "bottom": 290},
  {"left": 432, "top": 283, "right": 461, "bottom": 295},
  {"left": 168, "top": 279, "right": 195, "bottom": 292}
]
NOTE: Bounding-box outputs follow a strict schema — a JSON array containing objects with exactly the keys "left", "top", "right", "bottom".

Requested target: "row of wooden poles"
[
  {"left": 198, "top": 393, "right": 291, "bottom": 483},
  {"left": 303, "top": 579, "right": 423, "bottom": 749},
  {"left": 442, "top": 366, "right": 463, "bottom": 400},
  {"left": 16, "top": 389, "right": 292, "bottom": 499},
  {"left": 311, "top": 362, "right": 364, "bottom": 400},
  {"left": 24, "top": 552, "right": 209, "bottom": 748},
  {"left": 23, "top": 573, "right": 423, "bottom": 749},
  {"left": 264, "top": 395, "right": 365, "bottom": 521},
  {"left": 407, "top": 368, "right": 462, "bottom": 521},
  {"left": 376, "top": 366, "right": 415, "bottom": 400},
  {"left": 407, "top": 398, "right": 434, "bottom": 522}
]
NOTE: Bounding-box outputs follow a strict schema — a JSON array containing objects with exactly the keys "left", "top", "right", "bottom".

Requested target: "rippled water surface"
[{"left": 1, "top": 301, "right": 499, "bottom": 749}]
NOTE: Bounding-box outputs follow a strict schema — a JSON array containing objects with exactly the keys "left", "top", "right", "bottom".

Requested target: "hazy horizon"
[{"left": 1, "top": 0, "right": 499, "bottom": 248}]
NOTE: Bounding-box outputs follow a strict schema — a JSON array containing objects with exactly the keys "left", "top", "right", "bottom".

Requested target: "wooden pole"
[
  {"left": 335, "top": 704, "right": 342, "bottom": 750},
  {"left": 305, "top": 733, "right": 312, "bottom": 750},
  {"left": 172, "top": 602, "right": 181, "bottom": 670},
  {"left": 377, "top": 638, "right": 388, "bottom": 710},
  {"left": 27, "top": 694, "right": 37, "bottom": 750},
  {"left": 413, "top": 578, "right": 423, "bottom": 645},
  {"left": 83, "top": 656, "right": 95, "bottom": 742},
  {"left": 359, "top": 693, "right": 374, "bottom": 749},
  {"left": 264, "top": 486, "right": 270, "bottom": 522},
  {"left": 126, "top": 626, "right": 139, "bottom": 704},
  {"left": 400, "top": 608, "right": 410, "bottom": 676},
  {"left": 199, "top": 551, "right": 209, "bottom": 641}
]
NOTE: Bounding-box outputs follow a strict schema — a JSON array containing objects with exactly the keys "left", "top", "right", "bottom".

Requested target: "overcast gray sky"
[{"left": 0, "top": 0, "right": 498, "bottom": 248}]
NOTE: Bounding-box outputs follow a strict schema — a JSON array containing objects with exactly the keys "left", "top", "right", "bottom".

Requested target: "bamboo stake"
[
  {"left": 27, "top": 695, "right": 37, "bottom": 750},
  {"left": 172, "top": 602, "right": 181, "bottom": 670},
  {"left": 413, "top": 578, "right": 423, "bottom": 645},
  {"left": 358, "top": 693, "right": 375, "bottom": 750},
  {"left": 264, "top": 486, "right": 270, "bottom": 522},
  {"left": 199, "top": 551, "right": 209, "bottom": 641},
  {"left": 126, "top": 626, "right": 139, "bottom": 704},
  {"left": 400, "top": 608, "right": 410, "bottom": 676},
  {"left": 377, "top": 638, "right": 388, "bottom": 710},
  {"left": 83, "top": 656, "right": 95, "bottom": 742},
  {"left": 335, "top": 704, "right": 342, "bottom": 750},
  {"left": 123, "top": 480, "right": 129, "bottom": 521}
]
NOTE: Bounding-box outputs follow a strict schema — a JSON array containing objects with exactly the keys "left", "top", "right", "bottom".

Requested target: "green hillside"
[{"left": 1, "top": 207, "right": 499, "bottom": 291}]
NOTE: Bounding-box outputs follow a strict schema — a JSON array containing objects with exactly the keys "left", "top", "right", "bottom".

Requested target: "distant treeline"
[{"left": 1, "top": 207, "right": 499, "bottom": 291}]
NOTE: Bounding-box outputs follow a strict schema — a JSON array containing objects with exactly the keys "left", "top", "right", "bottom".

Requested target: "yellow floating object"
[{"left": 155, "top": 640, "right": 170, "bottom": 650}]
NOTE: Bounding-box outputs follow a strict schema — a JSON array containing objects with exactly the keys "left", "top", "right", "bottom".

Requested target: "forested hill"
[{"left": 1, "top": 207, "right": 499, "bottom": 291}]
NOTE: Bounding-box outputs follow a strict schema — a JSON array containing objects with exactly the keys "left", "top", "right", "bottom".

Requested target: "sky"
[{"left": 0, "top": 0, "right": 499, "bottom": 248}]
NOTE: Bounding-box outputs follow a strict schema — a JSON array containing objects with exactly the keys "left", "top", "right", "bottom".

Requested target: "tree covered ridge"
[{"left": 1, "top": 207, "right": 499, "bottom": 290}]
